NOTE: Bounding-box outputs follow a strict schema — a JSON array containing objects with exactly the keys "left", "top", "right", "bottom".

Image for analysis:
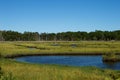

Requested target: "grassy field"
[
  {"left": 0, "top": 41, "right": 120, "bottom": 80},
  {"left": 0, "top": 41, "right": 120, "bottom": 57},
  {"left": 1, "top": 59, "right": 120, "bottom": 80}
]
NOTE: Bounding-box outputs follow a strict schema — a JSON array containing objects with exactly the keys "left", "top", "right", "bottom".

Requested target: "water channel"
[{"left": 15, "top": 55, "right": 120, "bottom": 70}]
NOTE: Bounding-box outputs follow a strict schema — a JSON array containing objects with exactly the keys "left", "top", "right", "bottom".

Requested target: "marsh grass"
[
  {"left": 1, "top": 59, "right": 118, "bottom": 80},
  {"left": 0, "top": 67, "right": 3, "bottom": 79},
  {"left": 102, "top": 52, "right": 120, "bottom": 62},
  {"left": 0, "top": 41, "right": 120, "bottom": 57},
  {"left": 1, "top": 41, "right": 120, "bottom": 80},
  {"left": 0, "top": 66, "right": 16, "bottom": 80}
]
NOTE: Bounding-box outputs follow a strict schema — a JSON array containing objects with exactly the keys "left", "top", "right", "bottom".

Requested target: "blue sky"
[{"left": 0, "top": 0, "right": 120, "bottom": 33}]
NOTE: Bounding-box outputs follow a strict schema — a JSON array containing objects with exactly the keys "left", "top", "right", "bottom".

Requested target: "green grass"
[
  {"left": 1, "top": 41, "right": 120, "bottom": 80},
  {"left": 102, "top": 53, "right": 120, "bottom": 62},
  {"left": 1, "top": 59, "right": 120, "bottom": 80},
  {"left": 0, "top": 41, "right": 120, "bottom": 57}
]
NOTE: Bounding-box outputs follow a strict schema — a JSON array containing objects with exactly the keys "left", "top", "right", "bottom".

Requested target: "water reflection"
[{"left": 103, "top": 62, "right": 120, "bottom": 70}]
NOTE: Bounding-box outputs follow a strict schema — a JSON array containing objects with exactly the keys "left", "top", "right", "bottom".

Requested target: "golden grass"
[
  {"left": 1, "top": 41, "right": 120, "bottom": 80},
  {"left": 0, "top": 41, "right": 120, "bottom": 56},
  {"left": 1, "top": 59, "right": 113, "bottom": 80}
]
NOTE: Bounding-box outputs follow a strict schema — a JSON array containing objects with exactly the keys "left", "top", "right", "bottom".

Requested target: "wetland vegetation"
[
  {"left": 1, "top": 58, "right": 120, "bottom": 80},
  {"left": 0, "top": 41, "right": 120, "bottom": 57},
  {"left": 102, "top": 53, "right": 120, "bottom": 62},
  {"left": 1, "top": 0, "right": 120, "bottom": 79},
  {"left": 0, "top": 41, "right": 120, "bottom": 80}
]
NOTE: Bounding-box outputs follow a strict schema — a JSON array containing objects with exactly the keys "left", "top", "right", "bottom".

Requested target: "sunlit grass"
[
  {"left": 1, "top": 59, "right": 115, "bottom": 80},
  {"left": 1, "top": 41, "right": 120, "bottom": 80},
  {"left": 0, "top": 41, "right": 120, "bottom": 56}
]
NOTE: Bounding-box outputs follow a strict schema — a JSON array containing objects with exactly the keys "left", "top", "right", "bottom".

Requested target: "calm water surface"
[{"left": 15, "top": 56, "right": 120, "bottom": 70}]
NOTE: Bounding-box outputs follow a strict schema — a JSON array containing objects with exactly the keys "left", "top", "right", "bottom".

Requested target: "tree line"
[{"left": 0, "top": 30, "right": 120, "bottom": 41}]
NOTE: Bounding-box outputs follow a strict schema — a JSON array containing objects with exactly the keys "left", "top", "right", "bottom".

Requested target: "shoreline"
[
  {"left": 4, "top": 52, "right": 120, "bottom": 58},
  {"left": 4, "top": 52, "right": 102, "bottom": 58}
]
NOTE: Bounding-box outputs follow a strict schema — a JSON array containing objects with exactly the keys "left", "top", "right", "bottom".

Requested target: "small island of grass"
[{"left": 102, "top": 53, "right": 120, "bottom": 62}]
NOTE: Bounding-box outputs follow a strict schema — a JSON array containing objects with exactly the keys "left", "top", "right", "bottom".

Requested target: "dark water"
[{"left": 15, "top": 56, "right": 120, "bottom": 70}]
